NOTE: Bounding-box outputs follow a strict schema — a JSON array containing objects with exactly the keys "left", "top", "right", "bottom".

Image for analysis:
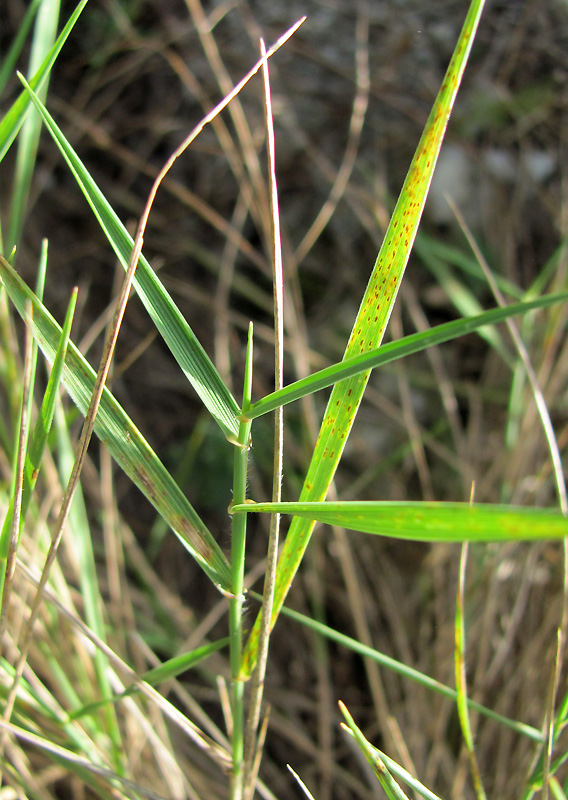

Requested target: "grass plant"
[{"left": 1, "top": 0, "right": 567, "bottom": 798}]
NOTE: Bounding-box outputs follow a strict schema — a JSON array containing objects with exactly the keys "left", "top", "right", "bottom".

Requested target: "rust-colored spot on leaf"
[
  {"left": 171, "top": 513, "right": 213, "bottom": 563},
  {"left": 133, "top": 464, "right": 157, "bottom": 504}
]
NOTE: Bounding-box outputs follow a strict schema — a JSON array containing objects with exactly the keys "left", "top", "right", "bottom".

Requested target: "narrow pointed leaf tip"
[{"left": 0, "top": 0, "right": 89, "bottom": 162}]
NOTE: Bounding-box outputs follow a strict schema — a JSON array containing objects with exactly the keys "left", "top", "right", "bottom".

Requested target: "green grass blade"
[
  {"left": 0, "top": 0, "right": 41, "bottom": 97},
  {"left": 339, "top": 702, "right": 411, "bottom": 800},
  {"left": 0, "top": 718, "right": 169, "bottom": 800},
  {"left": 69, "top": 636, "right": 230, "bottom": 721},
  {"left": 415, "top": 232, "right": 524, "bottom": 300},
  {"left": 233, "top": 501, "right": 568, "bottom": 542},
  {"left": 0, "top": 243, "right": 48, "bottom": 619},
  {"left": 0, "top": 284, "right": 76, "bottom": 607},
  {"left": 0, "top": 0, "right": 88, "bottom": 163},
  {"left": 244, "top": 289, "right": 568, "bottom": 420},
  {"left": 53, "top": 403, "right": 123, "bottom": 765},
  {"left": 18, "top": 76, "right": 241, "bottom": 441},
  {"left": 0, "top": 254, "right": 232, "bottom": 591},
  {"left": 415, "top": 240, "right": 510, "bottom": 362},
  {"left": 24, "top": 288, "right": 77, "bottom": 503},
  {"left": 455, "top": 544, "right": 487, "bottom": 800},
  {"left": 7, "top": 0, "right": 61, "bottom": 252},
  {"left": 364, "top": 745, "right": 444, "bottom": 800},
  {"left": 240, "top": 0, "right": 487, "bottom": 679}
]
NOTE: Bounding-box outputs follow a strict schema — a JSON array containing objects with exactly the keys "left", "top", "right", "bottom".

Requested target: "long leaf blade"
[
  {"left": 0, "top": 0, "right": 88, "bottom": 162},
  {"left": 232, "top": 501, "right": 568, "bottom": 542},
  {"left": 18, "top": 76, "right": 240, "bottom": 441},
  {"left": 7, "top": 0, "right": 62, "bottom": 252},
  {"left": 240, "top": 0, "right": 487, "bottom": 679},
  {"left": 244, "top": 288, "right": 568, "bottom": 420},
  {"left": 0, "top": 254, "right": 232, "bottom": 591}
]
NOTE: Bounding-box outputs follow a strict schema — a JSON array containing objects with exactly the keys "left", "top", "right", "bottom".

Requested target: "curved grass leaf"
[
  {"left": 0, "top": 254, "right": 232, "bottom": 591},
  {"left": 244, "top": 288, "right": 568, "bottom": 420},
  {"left": 0, "top": 0, "right": 88, "bottom": 162},
  {"left": 233, "top": 501, "right": 568, "bottom": 542},
  {"left": 18, "top": 76, "right": 240, "bottom": 441},
  {"left": 240, "top": 0, "right": 487, "bottom": 679}
]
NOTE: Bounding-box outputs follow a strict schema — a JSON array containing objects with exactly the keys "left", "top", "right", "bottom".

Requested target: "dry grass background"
[{"left": 2, "top": 0, "right": 568, "bottom": 797}]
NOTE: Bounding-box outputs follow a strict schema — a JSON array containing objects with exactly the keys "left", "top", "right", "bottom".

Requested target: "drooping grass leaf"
[
  {"left": 0, "top": 0, "right": 88, "bottom": 163},
  {"left": 233, "top": 501, "right": 568, "bottom": 542},
  {"left": 0, "top": 254, "right": 232, "bottom": 591},
  {"left": 240, "top": 0, "right": 487, "bottom": 679},
  {"left": 243, "top": 288, "right": 568, "bottom": 420},
  {"left": 18, "top": 75, "right": 241, "bottom": 441}
]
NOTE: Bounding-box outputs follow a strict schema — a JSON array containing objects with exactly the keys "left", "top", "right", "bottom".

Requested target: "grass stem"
[{"left": 230, "top": 324, "right": 253, "bottom": 799}]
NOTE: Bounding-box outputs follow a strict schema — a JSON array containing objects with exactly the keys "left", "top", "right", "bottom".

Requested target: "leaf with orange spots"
[
  {"left": 231, "top": 501, "right": 568, "bottom": 543},
  {"left": 239, "top": 0, "right": 487, "bottom": 680}
]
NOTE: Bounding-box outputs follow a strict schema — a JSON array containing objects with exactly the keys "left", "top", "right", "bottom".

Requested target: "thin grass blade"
[
  {"left": 18, "top": 77, "right": 241, "bottom": 441},
  {"left": 0, "top": 0, "right": 88, "bottom": 163},
  {"left": 240, "top": 0, "right": 487, "bottom": 678},
  {"left": 339, "top": 702, "right": 411, "bottom": 800},
  {"left": 0, "top": 285, "right": 76, "bottom": 609},
  {"left": 0, "top": 0, "right": 41, "bottom": 97},
  {"left": 233, "top": 501, "right": 568, "bottom": 542},
  {"left": 455, "top": 544, "right": 487, "bottom": 800},
  {"left": 244, "top": 288, "right": 568, "bottom": 420},
  {"left": 0, "top": 254, "right": 232, "bottom": 591},
  {"left": 7, "top": 0, "right": 61, "bottom": 252},
  {"left": 287, "top": 766, "right": 317, "bottom": 800},
  {"left": 357, "top": 738, "right": 444, "bottom": 800},
  {"left": 53, "top": 401, "right": 123, "bottom": 761},
  {"left": 69, "top": 636, "right": 230, "bottom": 720},
  {"left": 0, "top": 302, "right": 34, "bottom": 646},
  {"left": 0, "top": 718, "right": 171, "bottom": 800},
  {"left": 23, "top": 288, "right": 77, "bottom": 508},
  {"left": 269, "top": 599, "right": 542, "bottom": 742},
  {"left": 416, "top": 244, "right": 510, "bottom": 362}
]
